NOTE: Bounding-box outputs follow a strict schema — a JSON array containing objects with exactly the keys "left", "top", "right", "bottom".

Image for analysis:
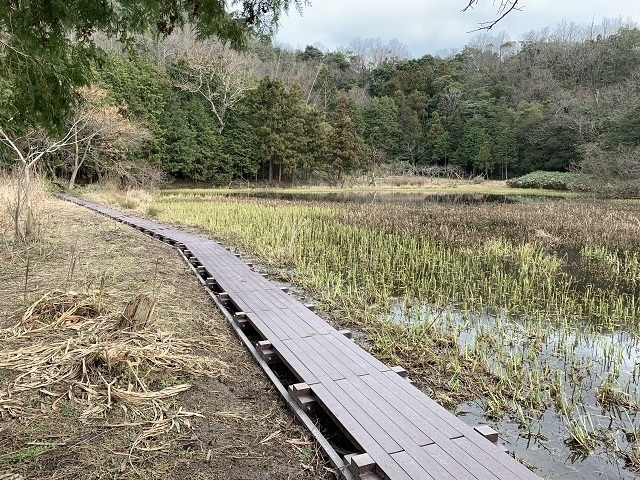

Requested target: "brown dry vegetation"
[
  {"left": 0, "top": 188, "right": 334, "bottom": 479},
  {"left": 337, "top": 200, "right": 640, "bottom": 250}
]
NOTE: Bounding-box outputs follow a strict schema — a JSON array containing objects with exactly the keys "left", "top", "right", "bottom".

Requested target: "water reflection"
[
  {"left": 387, "top": 301, "right": 640, "bottom": 479},
  {"left": 226, "top": 191, "right": 562, "bottom": 205}
]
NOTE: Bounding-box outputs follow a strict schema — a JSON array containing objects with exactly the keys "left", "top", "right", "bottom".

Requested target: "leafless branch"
[{"left": 463, "top": 0, "right": 522, "bottom": 31}]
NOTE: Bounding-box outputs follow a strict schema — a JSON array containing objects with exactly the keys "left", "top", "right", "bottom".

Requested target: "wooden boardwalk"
[{"left": 59, "top": 195, "right": 540, "bottom": 480}]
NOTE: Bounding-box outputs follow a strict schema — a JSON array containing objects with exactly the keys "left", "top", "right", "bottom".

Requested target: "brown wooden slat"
[
  {"left": 267, "top": 338, "right": 318, "bottom": 385},
  {"left": 363, "top": 373, "right": 462, "bottom": 441},
  {"left": 311, "top": 383, "right": 412, "bottom": 480},
  {"left": 328, "top": 331, "right": 392, "bottom": 373},
  {"left": 289, "top": 337, "right": 344, "bottom": 382},
  {"left": 309, "top": 334, "right": 369, "bottom": 377},
  {"left": 245, "top": 311, "right": 290, "bottom": 342},
  {"left": 277, "top": 306, "right": 330, "bottom": 337},
  {"left": 422, "top": 443, "right": 486, "bottom": 480},
  {"left": 250, "top": 310, "right": 292, "bottom": 341},
  {"left": 391, "top": 451, "right": 437, "bottom": 480},
  {"left": 380, "top": 370, "right": 466, "bottom": 439},
  {"left": 452, "top": 437, "right": 538, "bottom": 480},
  {"left": 335, "top": 377, "right": 434, "bottom": 450}
]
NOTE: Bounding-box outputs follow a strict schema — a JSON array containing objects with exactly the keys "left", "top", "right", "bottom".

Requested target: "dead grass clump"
[
  {"left": 0, "top": 169, "right": 49, "bottom": 243},
  {"left": 597, "top": 380, "right": 640, "bottom": 412},
  {"left": 0, "top": 289, "right": 229, "bottom": 457}
]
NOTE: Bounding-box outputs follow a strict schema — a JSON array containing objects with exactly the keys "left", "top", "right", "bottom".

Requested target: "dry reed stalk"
[{"left": 0, "top": 289, "right": 228, "bottom": 450}]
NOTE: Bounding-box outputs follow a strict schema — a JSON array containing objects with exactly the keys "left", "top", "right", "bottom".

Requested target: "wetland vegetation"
[
  {"left": 2, "top": 1, "right": 640, "bottom": 478},
  {"left": 112, "top": 186, "right": 640, "bottom": 479}
]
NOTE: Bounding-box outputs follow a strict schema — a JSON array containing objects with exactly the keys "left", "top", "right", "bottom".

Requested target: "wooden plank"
[
  {"left": 380, "top": 370, "right": 466, "bottom": 439},
  {"left": 452, "top": 437, "right": 537, "bottom": 480},
  {"left": 244, "top": 311, "right": 290, "bottom": 342},
  {"left": 258, "top": 287, "right": 292, "bottom": 310},
  {"left": 311, "top": 383, "right": 412, "bottom": 480},
  {"left": 328, "top": 331, "right": 392, "bottom": 373},
  {"left": 310, "top": 334, "right": 369, "bottom": 377},
  {"left": 251, "top": 290, "right": 288, "bottom": 311},
  {"left": 390, "top": 451, "right": 436, "bottom": 480},
  {"left": 260, "top": 307, "right": 318, "bottom": 339},
  {"left": 422, "top": 443, "right": 485, "bottom": 480},
  {"left": 363, "top": 377, "right": 516, "bottom": 479},
  {"left": 228, "top": 295, "right": 254, "bottom": 314},
  {"left": 251, "top": 310, "right": 292, "bottom": 341},
  {"left": 347, "top": 374, "right": 437, "bottom": 447},
  {"left": 281, "top": 338, "right": 338, "bottom": 384},
  {"left": 335, "top": 376, "right": 434, "bottom": 449},
  {"left": 269, "top": 339, "right": 319, "bottom": 385},
  {"left": 290, "top": 337, "right": 345, "bottom": 382},
  {"left": 283, "top": 303, "right": 334, "bottom": 335},
  {"left": 362, "top": 374, "right": 462, "bottom": 442},
  {"left": 234, "top": 292, "right": 272, "bottom": 312}
]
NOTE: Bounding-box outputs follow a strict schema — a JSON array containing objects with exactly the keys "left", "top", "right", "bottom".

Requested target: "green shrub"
[{"left": 507, "top": 171, "right": 589, "bottom": 191}]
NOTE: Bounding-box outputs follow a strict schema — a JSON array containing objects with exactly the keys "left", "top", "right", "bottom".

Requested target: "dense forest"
[{"left": 2, "top": 18, "right": 640, "bottom": 188}]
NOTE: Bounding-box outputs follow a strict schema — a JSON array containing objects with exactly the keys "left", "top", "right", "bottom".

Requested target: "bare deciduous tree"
[
  {"left": 56, "top": 88, "right": 151, "bottom": 190},
  {"left": 463, "top": 0, "right": 522, "bottom": 30},
  {"left": 0, "top": 121, "right": 91, "bottom": 240},
  {"left": 162, "top": 29, "right": 258, "bottom": 132}
]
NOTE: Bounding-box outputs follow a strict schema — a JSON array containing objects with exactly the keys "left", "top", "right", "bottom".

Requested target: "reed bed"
[
  {"left": 155, "top": 194, "right": 640, "bottom": 331},
  {"left": 141, "top": 190, "right": 640, "bottom": 476}
]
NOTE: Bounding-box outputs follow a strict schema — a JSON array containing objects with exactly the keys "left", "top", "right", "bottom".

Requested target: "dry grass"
[
  {"left": 0, "top": 188, "right": 334, "bottom": 480},
  {"left": 335, "top": 200, "right": 640, "bottom": 250}
]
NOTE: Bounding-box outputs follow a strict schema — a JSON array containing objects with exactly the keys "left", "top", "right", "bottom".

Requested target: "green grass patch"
[
  {"left": 0, "top": 445, "right": 51, "bottom": 467},
  {"left": 507, "top": 171, "right": 590, "bottom": 191}
]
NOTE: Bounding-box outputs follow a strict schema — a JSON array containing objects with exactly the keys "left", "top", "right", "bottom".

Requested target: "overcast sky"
[{"left": 274, "top": 1, "right": 640, "bottom": 57}]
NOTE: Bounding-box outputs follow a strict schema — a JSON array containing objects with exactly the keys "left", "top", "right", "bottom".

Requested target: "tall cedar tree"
[{"left": 328, "top": 96, "right": 365, "bottom": 183}]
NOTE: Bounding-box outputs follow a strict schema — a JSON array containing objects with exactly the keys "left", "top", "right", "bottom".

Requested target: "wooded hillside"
[{"left": 2, "top": 18, "right": 639, "bottom": 189}]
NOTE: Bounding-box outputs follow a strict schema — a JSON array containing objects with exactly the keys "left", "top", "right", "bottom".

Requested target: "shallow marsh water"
[
  {"left": 223, "top": 190, "right": 562, "bottom": 206},
  {"left": 388, "top": 302, "right": 640, "bottom": 479}
]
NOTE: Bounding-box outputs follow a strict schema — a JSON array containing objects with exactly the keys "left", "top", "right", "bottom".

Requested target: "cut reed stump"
[{"left": 121, "top": 294, "right": 155, "bottom": 330}]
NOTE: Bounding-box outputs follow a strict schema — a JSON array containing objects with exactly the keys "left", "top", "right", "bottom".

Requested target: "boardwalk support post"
[
  {"left": 338, "top": 329, "right": 352, "bottom": 339},
  {"left": 256, "top": 340, "right": 279, "bottom": 365},
  {"left": 391, "top": 365, "right": 416, "bottom": 385},
  {"left": 288, "top": 383, "right": 317, "bottom": 413},
  {"left": 346, "top": 453, "right": 380, "bottom": 479},
  {"left": 233, "top": 312, "right": 248, "bottom": 330},
  {"left": 474, "top": 425, "right": 499, "bottom": 443},
  {"left": 217, "top": 292, "right": 231, "bottom": 307}
]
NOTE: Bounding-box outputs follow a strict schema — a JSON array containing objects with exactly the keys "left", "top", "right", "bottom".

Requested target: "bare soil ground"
[{"left": 0, "top": 195, "right": 335, "bottom": 480}]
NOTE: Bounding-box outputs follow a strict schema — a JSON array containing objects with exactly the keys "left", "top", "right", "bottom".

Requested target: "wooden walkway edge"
[{"left": 58, "top": 194, "right": 541, "bottom": 480}]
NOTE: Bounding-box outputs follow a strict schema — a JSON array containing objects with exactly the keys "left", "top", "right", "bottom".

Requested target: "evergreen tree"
[
  {"left": 0, "top": 0, "right": 306, "bottom": 134},
  {"left": 328, "top": 96, "right": 365, "bottom": 184},
  {"left": 426, "top": 114, "right": 451, "bottom": 165}
]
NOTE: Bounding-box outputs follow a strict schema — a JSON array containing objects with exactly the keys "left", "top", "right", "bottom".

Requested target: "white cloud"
[{"left": 275, "top": 0, "right": 640, "bottom": 57}]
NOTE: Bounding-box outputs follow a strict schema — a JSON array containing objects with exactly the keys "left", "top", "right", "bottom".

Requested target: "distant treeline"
[{"left": 4, "top": 20, "right": 640, "bottom": 187}]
